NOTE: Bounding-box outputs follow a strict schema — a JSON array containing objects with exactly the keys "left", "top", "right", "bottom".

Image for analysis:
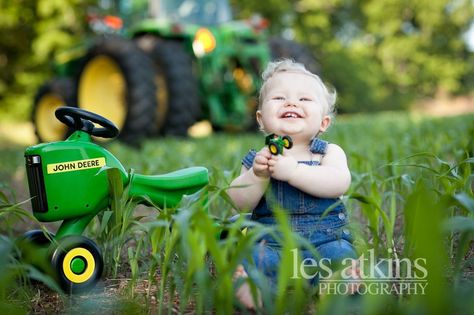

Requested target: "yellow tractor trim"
[
  {"left": 78, "top": 56, "right": 127, "bottom": 130},
  {"left": 36, "top": 94, "right": 68, "bottom": 142},
  {"left": 155, "top": 72, "right": 168, "bottom": 128},
  {"left": 269, "top": 143, "right": 279, "bottom": 155},
  {"left": 62, "top": 247, "right": 96, "bottom": 284}
]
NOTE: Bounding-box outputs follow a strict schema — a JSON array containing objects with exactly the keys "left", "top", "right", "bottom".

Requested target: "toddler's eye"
[
  {"left": 300, "top": 97, "right": 313, "bottom": 102},
  {"left": 272, "top": 96, "right": 285, "bottom": 100}
]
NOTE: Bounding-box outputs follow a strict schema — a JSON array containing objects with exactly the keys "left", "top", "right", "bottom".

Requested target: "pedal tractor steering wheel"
[{"left": 55, "top": 107, "right": 119, "bottom": 139}]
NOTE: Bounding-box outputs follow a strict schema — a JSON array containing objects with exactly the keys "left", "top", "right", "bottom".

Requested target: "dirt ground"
[{"left": 412, "top": 94, "right": 474, "bottom": 117}]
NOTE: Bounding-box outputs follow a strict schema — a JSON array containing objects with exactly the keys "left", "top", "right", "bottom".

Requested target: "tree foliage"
[
  {"left": 0, "top": 0, "right": 91, "bottom": 119},
  {"left": 234, "top": 0, "right": 474, "bottom": 112},
  {"left": 0, "top": 0, "right": 473, "bottom": 120}
]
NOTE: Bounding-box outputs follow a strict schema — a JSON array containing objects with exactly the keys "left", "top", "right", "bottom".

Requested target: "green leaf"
[
  {"left": 100, "top": 210, "right": 113, "bottom": 234},
  {"left": 26, "top": 265, "right": 63, "bottom": 293},
  {"left": 443, "top": 216, "right": 474, "bottom": 232},
  {"left": 454, "top": 192, "right": 474, "bottom": 214}
]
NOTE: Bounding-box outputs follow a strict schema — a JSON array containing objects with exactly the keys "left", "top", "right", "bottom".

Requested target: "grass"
[{"left": 0, "top": 111, "right": 473, "bottom": 314}]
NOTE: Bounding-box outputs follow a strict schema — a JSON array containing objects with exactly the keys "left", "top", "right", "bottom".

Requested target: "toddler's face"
[{"left": 257, "top": 71, "right": 331, "bottom": 142}]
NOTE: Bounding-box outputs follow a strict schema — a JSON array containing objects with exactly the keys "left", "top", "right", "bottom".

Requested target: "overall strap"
[
  {"left": 310, "top": 138, "right": 329, "bottom": 155},
  {"left": 241, "top": 149, "right": 257, "bottom": 169}
]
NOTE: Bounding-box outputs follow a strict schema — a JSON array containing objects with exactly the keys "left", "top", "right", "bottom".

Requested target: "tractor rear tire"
[
  {"left": 269, "top": 38, "right": 320, "bottom": 75},
  {"left": 76, "top": 36, "right": 157, "bottom": 144},
  {"left": 32, "top": 78, "right": 75, "bottom": 143},
  {"left": 148, "top": 40, "right": 200, "bottom": 136}
]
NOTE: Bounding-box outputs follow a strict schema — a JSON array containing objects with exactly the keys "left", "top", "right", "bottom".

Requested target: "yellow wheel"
[
  {"left": 62, "top": 248, "right": 96, "bottom": 284},
  {"left": 51, "top": 236, "right": 103, "bottom": 293},
  {"left": 77, "top": 36, "right": 157, "bottom": 143},
  {"left": 269, "top": 143, "right": 280, "bottom": 155},
  {"left": 78, "top": 55, "right": 127, "bottom": 131},
  {"left": 155, "top": 71, "right": 168, "bottom": 129},
  {"left": 282, "top": 136, "right": 293, "bottom": 149},
  {"left": 32, "top": 79, "right": 73, "bottom": 142}
]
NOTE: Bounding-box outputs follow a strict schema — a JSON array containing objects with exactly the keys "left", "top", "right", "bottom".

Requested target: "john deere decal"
[{"left": 47, "top": 158, "right": 106, "bottom": 174}]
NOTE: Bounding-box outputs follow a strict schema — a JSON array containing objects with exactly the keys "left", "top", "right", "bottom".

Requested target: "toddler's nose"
[{"left": 284, "top": 97, "right": 298, "bottom": 107}]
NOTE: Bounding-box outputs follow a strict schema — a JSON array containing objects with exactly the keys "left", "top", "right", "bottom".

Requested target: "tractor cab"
[
  {"left": 95, "top": 0, "right": 233, "bottom": 29},
  {"left": 149, "top": 0, "right": 232, "bottom": 26}
]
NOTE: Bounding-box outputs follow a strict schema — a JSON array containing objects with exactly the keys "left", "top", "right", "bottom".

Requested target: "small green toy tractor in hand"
[
  {"left": 265, "top": 134, "right": 293, "bottom": 155},
  {"left": 21, "top": 107, "right": 208, "bottom": 293}
]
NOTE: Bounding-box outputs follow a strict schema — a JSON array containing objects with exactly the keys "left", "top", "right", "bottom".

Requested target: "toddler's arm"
[
  {"left": 269, "top": 143, "right": 351, "bottom": 198},
  {"left": 227, "top": 147, "right": 271, "bottom": 211}
]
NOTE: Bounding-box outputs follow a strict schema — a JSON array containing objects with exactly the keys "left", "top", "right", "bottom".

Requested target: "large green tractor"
[{"left": 33, "top": 0, "right": 318, "bottom": 143}]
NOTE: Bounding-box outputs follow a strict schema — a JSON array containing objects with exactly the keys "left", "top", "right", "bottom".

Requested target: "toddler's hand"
[
  {"left": 252, "top": 147, "right": 271, "bottom": 178},
  {"left": 268, "top": 153, "right": 298, "bottom": 182}
]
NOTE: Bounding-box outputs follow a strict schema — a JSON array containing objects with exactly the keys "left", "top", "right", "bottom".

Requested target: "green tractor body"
[
  {"left": 33, "top": 0, "right": 318, "bottom": 143},
  {"left": 22, "top": 107, "right": 209, "bottom": 293},
  {"left": 26, "top": 130, "right": 207, "bottom": 236},
  {"left": 265, "top": 134, "right": 293, "bottom": 155},
  {"left": 130, "top": 10, "right": 270, "bottom": 129}
]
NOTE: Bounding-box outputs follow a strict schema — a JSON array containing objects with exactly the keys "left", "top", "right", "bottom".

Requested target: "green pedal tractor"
[
  {"left": 32, "top": 0, "right": 319, "bottom": 144},
  {"left": 21, "top": 107, "right": 209, "bottom": 293}
]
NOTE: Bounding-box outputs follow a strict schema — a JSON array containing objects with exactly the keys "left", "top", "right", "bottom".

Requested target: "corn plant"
[{"left": 0, "top": 112, "right": 473, "bottom": 313}]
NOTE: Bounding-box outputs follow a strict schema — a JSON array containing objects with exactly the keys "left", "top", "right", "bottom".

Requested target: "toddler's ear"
[
  {"left": 319, "top": 115, "right": 331, "bottom": 133},
  {"left": 256, "top": 110, "right": 264, "bottom": 130}
]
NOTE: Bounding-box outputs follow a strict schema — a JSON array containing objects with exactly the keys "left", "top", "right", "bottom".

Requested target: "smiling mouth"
[{"left": 281, "top": 112, "right": 302, "bottom": 118}]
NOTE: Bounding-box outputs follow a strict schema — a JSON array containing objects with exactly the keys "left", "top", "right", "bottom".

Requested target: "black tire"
[
  {"left": 76, "top": 36, "right": 157, "bottom": 144},
  {"left": 50, "top": 235, "right": 103, "bottom": 294},
  {"left": 16, "top": 230, "right": 55, "bottom": 271},
  {"left": 282, "top": 136, "right": 293, "bottom": 149},
  {"left": 19, "top": 230, "right": 54, "bottom": 246},
  {"left": 32, "top": 78, "right": 75, "bottom": 143},
  {"left": 148, "top": 40, "right": 200, "bottom": 136},
  {"left": 16, "top": 230, "right": 55, "bottom": 256},
  {"left": 269, "top": 143, "right": 281, "bottom": 155},
  {"left": 269, "top": 37, "right": 320, "bottom": 75}
]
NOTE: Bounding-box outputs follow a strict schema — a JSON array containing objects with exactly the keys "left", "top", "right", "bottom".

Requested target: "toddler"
[{"left": 227, "top": 59, "right": 357, "bottom": 309}]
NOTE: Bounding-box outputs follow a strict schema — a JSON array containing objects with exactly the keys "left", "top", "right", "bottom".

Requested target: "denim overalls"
[{"left": 241, "top": 138, "right": 356, "bottom": 288}]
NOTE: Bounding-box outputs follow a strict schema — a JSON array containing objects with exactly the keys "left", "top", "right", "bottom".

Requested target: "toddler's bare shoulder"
[
  {"left": 326, "top": 143, "right": 347, "bottom": 155},
  {"left": 321, "top": 143, "right": 348, "bottom": 165}
]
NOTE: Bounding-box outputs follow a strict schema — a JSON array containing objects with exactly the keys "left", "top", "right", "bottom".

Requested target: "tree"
[
  {"left": 1, "top": 0, "right": 472, "bottom": 120},
  {"left": 0, "top": 0, "right": 91, "bottom": 120},
  {"left": 234, "top": 0, "right": 474, "bottom": 112}
]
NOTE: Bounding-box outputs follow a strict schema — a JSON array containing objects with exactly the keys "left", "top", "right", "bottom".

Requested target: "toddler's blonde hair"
[{"left": 258, "top": 59, "right": 337, "bottom": 118}]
